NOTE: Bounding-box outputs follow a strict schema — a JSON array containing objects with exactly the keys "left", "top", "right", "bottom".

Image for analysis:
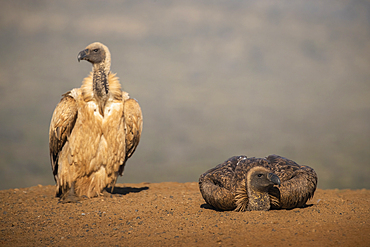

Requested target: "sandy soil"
[{"left": 0, "top": 182, "right": 369, "bottom": 246}]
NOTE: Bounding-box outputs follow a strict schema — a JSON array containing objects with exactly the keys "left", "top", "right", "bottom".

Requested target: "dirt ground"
[{"left": 0, "top": 182, "right": 369, "bottom": 246}]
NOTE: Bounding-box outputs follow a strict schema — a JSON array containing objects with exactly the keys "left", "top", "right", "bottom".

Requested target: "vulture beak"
[
  {"left": 77, "top": 49, "right": 89, "bottom": 62},
  {"left": 268, "top": 173, "right": 281, "bottom": 187}
]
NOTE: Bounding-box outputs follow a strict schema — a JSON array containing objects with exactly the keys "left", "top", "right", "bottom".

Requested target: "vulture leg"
[{"left": 59, "top": 182, "right": 80, "bottom": 203}]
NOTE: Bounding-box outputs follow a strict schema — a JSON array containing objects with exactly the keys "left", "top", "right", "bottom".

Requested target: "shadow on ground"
[{"left": 108, "top": 186, "right": 149, "bottom": 195}]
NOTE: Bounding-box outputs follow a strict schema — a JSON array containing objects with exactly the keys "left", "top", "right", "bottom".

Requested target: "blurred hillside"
[{"left": 0, "top": 0, "right": 369, "bottom": 190}]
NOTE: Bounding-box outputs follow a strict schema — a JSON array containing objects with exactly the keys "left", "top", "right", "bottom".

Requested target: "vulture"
[
  {"left": 49, "top": 42, "right": 143, "bottom": 202},
  {"left": 199, "top": 155, "right": 317, "bottom": 211}
]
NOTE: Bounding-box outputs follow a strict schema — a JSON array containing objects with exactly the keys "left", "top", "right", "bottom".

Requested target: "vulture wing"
[
  {"left": 49, "top": 92, "right": 78, "bottom": 181},
  {"left": 119, "top": 97, "right": 143, "bottom": 175},
  {"left": 199, "top": 156, "right": 246, "bottom": 211},
  {"left": 266, "top": 154, "right": 318, "bottom": 209}
]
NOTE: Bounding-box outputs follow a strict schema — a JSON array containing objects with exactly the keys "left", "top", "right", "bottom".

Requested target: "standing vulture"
[
  {"left": 49, "top": 42, "right": 143, "bottom": 202},
  {"left": 199, "top": 155, "right": 317, "bottom": 211}
]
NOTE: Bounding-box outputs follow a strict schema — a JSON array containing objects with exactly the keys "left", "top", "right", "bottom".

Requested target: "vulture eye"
[
  {"left": 93, "top": 49, "right": 99, "bottom": 52},
  {"left": 257, "top": 174, "right": 263, "bottom": 178}
]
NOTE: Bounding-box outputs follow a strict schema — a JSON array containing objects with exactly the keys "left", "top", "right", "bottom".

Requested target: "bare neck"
[
  {"left": 93, "top": 63, "right": 109, "bottom": 97},
  {"left": 247, "top": 186, "right": 271, "bottom": 211},
  {"left": 92, "top": 63, "right": 110, "bottom": 116}
]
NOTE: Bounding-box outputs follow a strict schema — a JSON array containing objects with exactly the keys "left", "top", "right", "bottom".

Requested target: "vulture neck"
[
  {"left": 92, "top": 62, "right": 110, "bottom": 116},
  {"left": 246, "top": 185, "right": 271, "bottom": 211}
]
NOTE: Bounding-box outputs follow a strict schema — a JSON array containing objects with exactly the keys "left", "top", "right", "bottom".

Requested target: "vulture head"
[
  {"left": 235, "top": 166, "right": 281, "bottom": 211},
  {"left": 247, "top": 166, "right": 280, "bottom": 192},
  {"left": 77, "top": 42, "right": 111, "bottom": 72}
]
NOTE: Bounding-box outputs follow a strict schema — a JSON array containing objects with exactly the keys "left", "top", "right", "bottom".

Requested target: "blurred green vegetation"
[{"left": 0, "top": 0, "right": 369, "bottom": 190}]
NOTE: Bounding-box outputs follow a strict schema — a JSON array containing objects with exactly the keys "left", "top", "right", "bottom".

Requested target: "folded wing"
[{"left": 49, "top": 92, "right": 78, "bottom": 182}]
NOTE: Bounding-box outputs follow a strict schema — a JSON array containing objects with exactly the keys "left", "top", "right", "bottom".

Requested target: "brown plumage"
[
  {"left": 49, "top": 42, "right": 143, "bottom": 201},
  {"left": 199, "top": 155, "right": 317, "bottom": 211}
]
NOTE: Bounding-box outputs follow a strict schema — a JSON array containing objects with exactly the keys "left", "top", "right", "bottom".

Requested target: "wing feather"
[
  {"left": 118, "top": 97, "right": 143, "bottom": 175},
  {"left": 124, "top": 98, "right": 143, "bottom": 158},
  {"left": 49, "top": 92, "right": 78, "bottom": 181}
]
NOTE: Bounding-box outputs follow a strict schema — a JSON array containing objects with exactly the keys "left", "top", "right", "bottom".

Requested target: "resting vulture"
[
  {"left": 199, "top": 155, "right": 317, "bottom": 211},
  {"left": 49, "top": 42, "right": 143, "bottom": 201}
]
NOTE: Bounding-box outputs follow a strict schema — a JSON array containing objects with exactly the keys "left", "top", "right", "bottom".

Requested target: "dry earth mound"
[{"left": 1, "top": 182, "right": 369, "bottom": 246}]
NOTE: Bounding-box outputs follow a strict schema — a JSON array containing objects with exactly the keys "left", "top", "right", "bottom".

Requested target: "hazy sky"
[{"left": 0, "top": 0, "right": 369, "bottom": 190}]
